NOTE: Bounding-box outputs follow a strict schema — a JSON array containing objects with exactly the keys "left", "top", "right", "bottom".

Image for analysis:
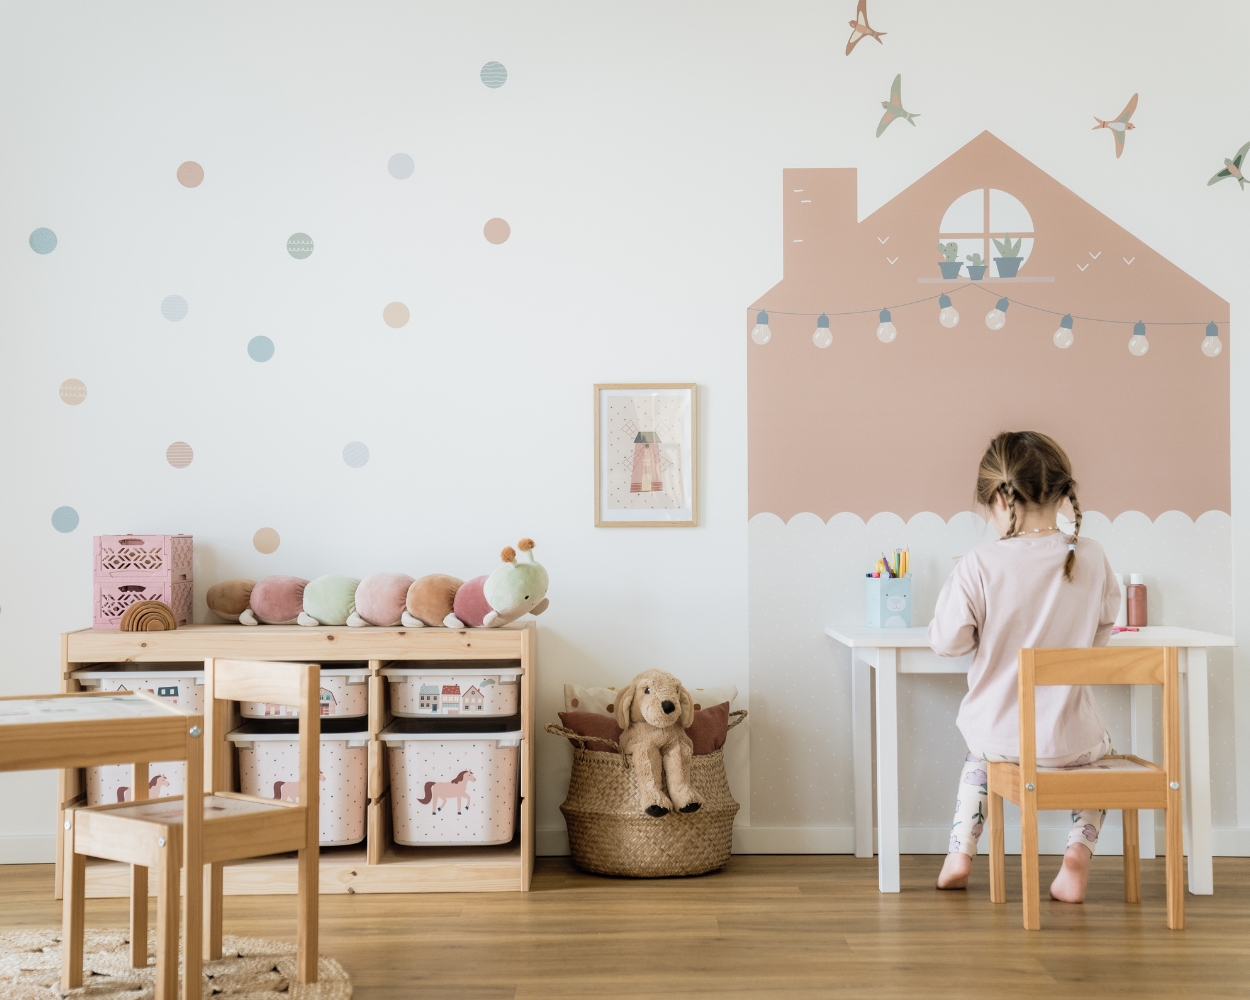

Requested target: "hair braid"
[
  {"left": 1002, "top": 483, "right": 1019, "bottom": 539},
  {"left": 1063, "top": 486, "right": 1082, "bottom": 582}
]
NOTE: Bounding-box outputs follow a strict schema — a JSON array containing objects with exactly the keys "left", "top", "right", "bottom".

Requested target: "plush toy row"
[{"left": 205, "top": 539, "right": 549, "bottom": 629}]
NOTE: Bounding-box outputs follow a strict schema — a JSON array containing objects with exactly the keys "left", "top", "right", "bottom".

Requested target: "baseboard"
[
  {"left": 0, "top": 835, "right": 56, "bottom": 864},
  {"left": 732, "top": 826, "right": 856, "bottom": 854}
]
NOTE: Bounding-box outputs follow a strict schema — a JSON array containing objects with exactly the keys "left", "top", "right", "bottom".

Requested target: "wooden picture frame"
[{"left": 594, "top": 383, "right": 698, "bottom": 527}]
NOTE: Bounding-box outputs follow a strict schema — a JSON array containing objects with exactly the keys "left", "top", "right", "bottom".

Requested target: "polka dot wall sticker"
[
  {"left": 248, "top": 336, "right": 275, "bottom": 362},
  {"left": 287, "top": 233, "right": 314, "bottom": 259},
  {"left": 342, "top": 441, "right": 370, "bottom": 468},
  {"left": 29, "top": 228, "right": 57, "bottom": 254},
  {"left": 161, "top": 295, "right": 188, "bottom": 321},
  {"left": 382, "top": 302, "right": 410, "bottom": 328},
  {"left": 253, "top": 527, "right": 280, "bottom": 554},
  {"left": 480, "top": 61, "right": 507, "bottom": 88},
  {"left": 388, "top": 153, "right": 414, "bottom": 180},
  {"left": 51, "top": 506, "right": 79, "bottom": 533},
  {"left": 58, "top": 379, "right": 87, "bottom": 405},
  {"left": 177, "top": 161, "right": 204, "bottom": 188},
  {"left": 166, "top": 441, "right": 193, "bottom": 468},
  {"left": 483, "top": 218, "right": 511, "bottom": 244}
]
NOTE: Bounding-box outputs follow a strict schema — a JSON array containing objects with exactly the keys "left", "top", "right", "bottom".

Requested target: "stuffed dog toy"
[{"left": 616, "top": 669, "right": 701, "bottom": 817}]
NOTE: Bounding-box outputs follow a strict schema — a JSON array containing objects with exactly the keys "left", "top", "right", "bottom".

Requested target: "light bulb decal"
[
  {"left": 876, "top": 308, "right": 896, "bottom": 344},
  {"left": 1202, "top": 320, "right": 1223, "bottom": 357},
  {"left": 813, "top": 313, "right": 832, "bottom": 348},
  {"left": 985, "top": 297, "right": 1009, "bottom": 331},
  {"left": 751, "top": 310, "right": 772, "bottom": 345},
  {"left": 938, "top": 293, "right": 959, "bottom": 329},
  {"left": 1128, "top": 320, "right": 1149, "bottom": 356},
  {"left": 1053, "top": 314, "right": 1074, "bottom": 349}
]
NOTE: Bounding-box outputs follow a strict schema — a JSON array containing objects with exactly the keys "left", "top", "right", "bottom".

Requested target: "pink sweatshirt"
[{"left": 928, "top": 532, "right": 1121, "bottom": 758}]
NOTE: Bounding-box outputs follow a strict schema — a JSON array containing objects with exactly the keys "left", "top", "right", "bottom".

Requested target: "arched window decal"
[{"left": 939, "top": 188, "right": 1035, "bottom": 275}]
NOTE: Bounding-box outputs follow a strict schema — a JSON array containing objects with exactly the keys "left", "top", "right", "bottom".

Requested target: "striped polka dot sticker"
[
  {"left": 51, "top": 506, "right": 79, "bottom": 533},
  {"left": 177, "top": 161, "right": 204, "bottom": 187},
  {"left": 161, "top": 295, "right": 188, "bottom": 321},
  {"left": 481, "top": 61, "right": 507, "bottom": 88},
  {"left": 59, "top": 379, "right": 87, "bottom": 405},
  {"left": 483, "top": 218, "right": 511, "bottom": 244},
  {"left": 343, "top": 441, "right": 370, "bottom": 468},
  {"left": 166, "top": 441, "right": 194, "bottom": 468},
  {"left": 253, "top": 527, "right": 280, "bottom": 554},
  {"left": 29, "top": 228, "right": 57, "bottom": 254},
  {"left": 388, "top": 153, "right": 414, "bottom": 180},
  {"left": 248, "top": 336, "right": 274, "bottom": 362},
  {"left": 287, "top": 233, "right": 314, "bottom": 259},
  {"left": 382, "top": 302, "right": 410, "bottom": 328}
]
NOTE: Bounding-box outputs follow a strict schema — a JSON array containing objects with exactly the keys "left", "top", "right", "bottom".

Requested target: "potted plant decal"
[
  {"left": 965, "top": 253, "right": 988, "bottom": 280},
  {"left": 992, "top": 234, "right": 1024, "bottom": 277},
  {"left": 937, "top": 242, "right": 963, "bottom": 279}
]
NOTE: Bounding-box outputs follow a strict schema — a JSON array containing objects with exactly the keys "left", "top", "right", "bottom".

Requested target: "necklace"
[{"left": 1006, "top": 526, "right": 1061, "bottom": 538}]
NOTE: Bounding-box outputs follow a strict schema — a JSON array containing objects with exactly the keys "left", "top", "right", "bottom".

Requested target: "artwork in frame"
[{"left": 594, "top": 384, "right": 698, "bottom": 527}]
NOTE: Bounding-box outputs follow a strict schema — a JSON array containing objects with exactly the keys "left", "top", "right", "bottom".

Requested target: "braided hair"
[{"left": 975, "top": 431, "right": 1082, "bottom": 581}]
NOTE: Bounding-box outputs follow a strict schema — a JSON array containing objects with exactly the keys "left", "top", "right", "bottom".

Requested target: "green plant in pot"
[
  {"left": 965, "top": 252, "right": 988, "bottom": 280},
  {"left": 992, "top": 234, "right": 1024, "bottom": 277},
  {"left": 937, "top": 242, "right": 963, "bottom": 279}
]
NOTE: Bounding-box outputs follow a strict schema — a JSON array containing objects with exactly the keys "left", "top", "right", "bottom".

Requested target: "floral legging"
[{"left": 949, "top": 731, "right": 1113, "bottom": 857}]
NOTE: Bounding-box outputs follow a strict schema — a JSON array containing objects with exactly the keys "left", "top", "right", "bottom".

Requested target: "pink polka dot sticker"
[
  {"left": 166, "top": 442, "right": 194, "bottom": 468},
  {"left": 483, "top": 218, "right": 511, "bottom": 244}
]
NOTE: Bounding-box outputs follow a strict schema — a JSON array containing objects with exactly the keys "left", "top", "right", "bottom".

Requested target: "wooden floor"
[{"left": 5, "top": 854, "right": 1250, "bottom": 999}]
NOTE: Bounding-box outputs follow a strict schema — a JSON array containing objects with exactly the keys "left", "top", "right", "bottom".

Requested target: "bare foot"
[
  {"left": 1049, "top": 844, "right": 1092, "bottom": 902},
  {"left": 936, "top": 851, "right": 972, "bottom": 889}
]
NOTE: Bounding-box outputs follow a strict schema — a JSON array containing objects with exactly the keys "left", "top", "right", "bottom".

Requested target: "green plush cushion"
[{"left": 302, "top": 575, "right": 360, "bottom": 625}]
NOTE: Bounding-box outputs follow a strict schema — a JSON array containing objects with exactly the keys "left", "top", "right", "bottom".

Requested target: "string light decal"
[
  {"left": 876, "top": 308, "right": 896, "bottom": 343},
  {"left": 1203, "top": 320, "right": 1223, "bottom": 357},
  {"left": 813, "top": 313, "right": 833, "bottom": 348},
  {"left": 1128, "top": 320, "right": 1149, "bottom": 356},
  {"left": 985, "top": 297, "right": 1010, "bottom": 331},
  {"left": 1053, "top": 314, "right": 1074, "bottom": 349},
  {"left": 751, "top": 310, "right": 771, "bottom": 345},
  {"left": 938, "top": 294, "right": 959, "bottom": 329}
]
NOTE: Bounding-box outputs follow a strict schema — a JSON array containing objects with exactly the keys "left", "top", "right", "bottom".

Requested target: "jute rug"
[{"left": 0, "top": 928, "right": 351, "bottom": 998}]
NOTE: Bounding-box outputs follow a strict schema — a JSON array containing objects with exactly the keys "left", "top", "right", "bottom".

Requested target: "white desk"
[{"left": 825, "top": 625, "right": 1234, "bottom": 894}]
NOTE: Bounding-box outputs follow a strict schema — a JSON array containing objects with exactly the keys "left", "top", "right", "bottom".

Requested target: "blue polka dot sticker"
[
  {"left": 30, "top": 228, "right": 57, "bottom": 254},
  {"left": 248, "top": 336, "right": 275, "bottom": 362},
  {"left": 480, "top": 61, "right": 507, "bottom": 88},
  {"left": 287, "top": 233, "right": 314, "bottom": 259},
  {"left": 342, "top": 441, "right": 370, "bottom": 468},
  {"left": 388, "top": 153, "right": 414, "bottom": 180},
  {"left": 51, "top": 506, "right": 79, "bottom": 533},
  {"left": 161, "top": 295, "right": 188, "bottom": 321}
]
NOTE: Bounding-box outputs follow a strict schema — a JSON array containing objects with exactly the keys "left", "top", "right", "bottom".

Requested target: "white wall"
[{"left": 1, "top": 1, "right": 1248, "bottom": 860}]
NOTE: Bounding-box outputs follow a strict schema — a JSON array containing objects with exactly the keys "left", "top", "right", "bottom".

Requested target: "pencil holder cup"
[{"left": 866, "top": 574, "right": 912, "bottom": 628}]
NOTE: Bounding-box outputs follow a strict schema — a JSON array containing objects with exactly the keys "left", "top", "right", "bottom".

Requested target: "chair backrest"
[
  {"left": 1016, "top": 646, "right": 1180, "bottom": 786},
  {"left": 203, "top": 660, "right": 321, "bottom": 814}
]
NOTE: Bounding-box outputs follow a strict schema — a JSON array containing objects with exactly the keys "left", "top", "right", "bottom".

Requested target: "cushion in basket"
[
  {"left": 563, "top": 682, "right": 737, "bottom": 715},
  {"left": 559, "top": 701, "right": 730, "bottom": 755}
]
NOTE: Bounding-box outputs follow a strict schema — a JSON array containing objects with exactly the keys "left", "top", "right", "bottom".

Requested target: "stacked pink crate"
[{"left": 93, "top": 534, "right": 193, "bottom": 629}]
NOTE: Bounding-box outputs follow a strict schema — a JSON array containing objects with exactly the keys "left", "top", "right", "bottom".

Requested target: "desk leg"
[
  {"left": 1130, "top": 685, "right": 1157, "bottom": 860},
  {"left": 1184, "top": 648, "right": 1214, "bottom": 895},
  {"left": 875, "top": 649, "right": 900, "bottom": 893},
  {"left": 851, "top": 654, "right": 874, "bottom": 859}
]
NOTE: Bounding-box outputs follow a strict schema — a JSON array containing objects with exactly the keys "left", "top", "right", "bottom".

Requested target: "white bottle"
[{"left": 1114, "top": 573, "right": 1128, "bottom": 627}]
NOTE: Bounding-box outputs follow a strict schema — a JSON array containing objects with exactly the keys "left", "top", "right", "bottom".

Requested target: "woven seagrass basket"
[{"left": 546, "top": 710, "right": 745, "bottom": 877}]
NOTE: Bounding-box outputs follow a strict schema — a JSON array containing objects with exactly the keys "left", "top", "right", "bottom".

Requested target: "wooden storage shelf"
[{"left": 57, "top": 623, "right": 536, "bottom": 898}]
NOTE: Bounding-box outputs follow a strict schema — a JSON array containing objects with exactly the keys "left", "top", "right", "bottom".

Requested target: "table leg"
[
  {"left": 1183, "top": 647, "right": 1214, "bottom": 895},
  {"left": 874, "top": 649, "right": 900, "bottom": 893},
  {"left": 1130, "top": 684, "right": 1156, "bottom": 859},
  {"left": 851, "top": 654, "right": 874, "bottom": 859}
]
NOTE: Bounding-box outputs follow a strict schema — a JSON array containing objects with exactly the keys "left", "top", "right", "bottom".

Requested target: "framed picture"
[{"left": 594, "top": 383, "right": 698, "bottom": 527}]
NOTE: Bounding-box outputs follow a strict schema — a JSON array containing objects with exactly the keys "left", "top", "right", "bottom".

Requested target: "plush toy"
[
  {"left": 297, "top": 575, "right": 361, "bottom": 626},
  {"left": 239, "top": 576, "right": 308, "bottom": 625},
  {"left": 204, "top": 579, "right": 255, "bottom": 623},
  {"left": 616, "top": 669, "right": 700, "bottom": 818},
  {"left": 347, "top": 572, "right": 416, "bottom": 627},
  {"left": 400, "top": 539, "right": 550, "bottom": 629}
]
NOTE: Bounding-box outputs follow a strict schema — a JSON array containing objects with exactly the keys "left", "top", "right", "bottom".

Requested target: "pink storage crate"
[
  {"left": 93, "top": 577, "right": 193, "bottom": 630},
  {"left": 94, "top": 534, "right": 193, "bottom": 580}
]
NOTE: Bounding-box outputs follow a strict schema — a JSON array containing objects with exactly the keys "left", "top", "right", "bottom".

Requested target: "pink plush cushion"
[
  {"left": 558, "top": 702, "right": 731, "bottom": 756},
  {"left": 355, "top": 572, "right": 415, "bottom": 626},
  {"left": 452, "top": 575, "right": 492, "bottom": 627},
  {"left": 250, "top": 575, "right": 308, "bottom": 624}
]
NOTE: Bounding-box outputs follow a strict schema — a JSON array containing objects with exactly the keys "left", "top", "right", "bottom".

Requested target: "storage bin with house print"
[
  {"left": 383, "top": 662, "right": 521, "bottom": 717},
  {"left": 238, "top": 663, "right": 369, "bottom": 720}
]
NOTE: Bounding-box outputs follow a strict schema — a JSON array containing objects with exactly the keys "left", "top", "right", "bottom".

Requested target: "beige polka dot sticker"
[
  {"left": 177, "top": 161, "right": 204, "bottom": 188},
  {"left": 483, "top": 218, "right": 511, "bottom": 244},
  {"left": 59, "top": 379, "right": 87, "bottom": 405},
  {"left": 166, "top": 441, "right": 194, "bottom": 468},
  {"left": 253, "top": 527, "right": 280, "bottom": 554},
  {"left": 382, "top": 302, "right": 410, "bottom": 328}
]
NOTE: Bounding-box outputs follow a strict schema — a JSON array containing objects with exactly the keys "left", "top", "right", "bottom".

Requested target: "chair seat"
[{"left": 989, "top": 754, "right": 1168, "bottom": 810}]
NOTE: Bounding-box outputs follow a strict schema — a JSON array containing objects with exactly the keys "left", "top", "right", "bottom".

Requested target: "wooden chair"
[{"left": 988, "top": 646, "right": 1183, "bottom": 931}]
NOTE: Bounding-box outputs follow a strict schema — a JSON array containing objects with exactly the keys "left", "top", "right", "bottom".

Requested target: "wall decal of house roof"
[{"left": 748, "top": 131, "right": 1229, "bottom": 522}]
